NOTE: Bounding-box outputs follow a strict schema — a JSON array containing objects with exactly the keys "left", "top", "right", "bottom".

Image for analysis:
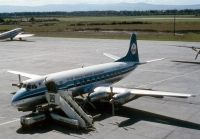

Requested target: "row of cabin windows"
[
  {"left": 22, "top": 68, "right": 129, "bottom": 90},
  {"left": 65, "top": 69, "right": 127, "bottom": 88}
]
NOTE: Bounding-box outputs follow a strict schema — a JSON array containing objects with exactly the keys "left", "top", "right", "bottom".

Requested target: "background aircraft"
[
  {"left": 0, "top": 28, "right": 34, "bottom": 41},
  {"left": 174, "top": 45, "right": 200, "bottom": 60},
  {"left": 8, "top": 33, "right": 194, "bottom": 128}
]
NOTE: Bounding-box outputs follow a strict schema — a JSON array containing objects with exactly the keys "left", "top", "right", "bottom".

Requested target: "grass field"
[{"left": 1, "top": 15, "right": 200, "bottom": 41}]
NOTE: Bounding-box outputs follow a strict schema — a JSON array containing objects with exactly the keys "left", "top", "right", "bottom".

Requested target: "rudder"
[{"left": 116, "top": 33, "right": 139, "bottom": 62}]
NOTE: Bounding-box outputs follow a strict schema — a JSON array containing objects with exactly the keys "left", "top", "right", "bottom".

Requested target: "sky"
[{"left": 0, "top": 0, "right": 200, "bottom": 6}]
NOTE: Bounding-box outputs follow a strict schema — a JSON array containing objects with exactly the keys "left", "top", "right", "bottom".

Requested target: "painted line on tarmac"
[
  {"left": 0, "top": 119, "right": 19, "bottom": 126},
  {"left": 0, "top": 117, "right": 6, "bottom": 119}
]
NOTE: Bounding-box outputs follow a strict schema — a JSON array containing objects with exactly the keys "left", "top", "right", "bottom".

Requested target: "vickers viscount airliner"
[{"left": 8, "top": 33, "right": 194, "bottom": 128}]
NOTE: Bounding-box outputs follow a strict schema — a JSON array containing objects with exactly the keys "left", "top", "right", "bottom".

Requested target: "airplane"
[
  {"left": 0, "top": 28, "right": 34, "bottom": 41},
  {"left": 8, "top": 33, "right": 194, "bottom": 128},
  {"left": 174, "top": 45, "right": 200, "bottom": 60}
]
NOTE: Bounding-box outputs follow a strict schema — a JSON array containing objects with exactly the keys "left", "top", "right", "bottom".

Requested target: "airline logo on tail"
[{"left": 131, "top": 43, "right": 137, "bottom": 55}]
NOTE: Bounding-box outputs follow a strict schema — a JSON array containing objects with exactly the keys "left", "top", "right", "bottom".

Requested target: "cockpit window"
[
  {"left": 33, "top": 84, "right": 37, "bottom": 89},
  {"left": 22, "top": 83, "right": 37, "bottom": 90},
  {"left": 27, "top": 84, "right": 31, "bottom": 90}
]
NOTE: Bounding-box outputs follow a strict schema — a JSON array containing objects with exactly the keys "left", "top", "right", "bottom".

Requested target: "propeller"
[
  {"left": 82, "top": 93, "right": 96, "bottom": 110},
  {"left": 192, "top": 47, "right": 198, "bottom": 52},
  {"left": 109, "top": 86, "right": 115, "bottom": 116},
  {"left": 85, "top": 98, "right": 97, "bottom": 110},
  {"left": 12, "top": 74, "right": 23, "bottom": 88}
]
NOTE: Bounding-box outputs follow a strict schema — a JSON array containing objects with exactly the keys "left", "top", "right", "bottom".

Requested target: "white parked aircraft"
[
  {"left": 8, "top": 33, "right": 194, "bottom": 128},
  {"left": 0, "top": 28, "right": 34, "bottom": 41}
]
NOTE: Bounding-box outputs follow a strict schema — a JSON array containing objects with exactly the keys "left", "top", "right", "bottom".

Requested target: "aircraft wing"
[
  {"left": 14, "top": 33, "right": 34, "bottom": 39},
  {"left": 130, "top": 89, "right": 194, "bottom": 98},
  {"left": 7, "top": 70, "right": 41, "bottom": 79},
  {"left": 93, "top": 87, "right": 194, "bottom": 98}
]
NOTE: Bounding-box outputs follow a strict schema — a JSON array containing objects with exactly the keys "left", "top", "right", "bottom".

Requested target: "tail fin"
[{"left": 116, "top": 33, "right": 139, "bottom": 62}]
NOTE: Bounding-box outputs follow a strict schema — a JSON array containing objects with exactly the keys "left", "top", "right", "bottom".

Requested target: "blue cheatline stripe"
[
  {"left": 18, "top": 88, "right": 47, "bottom": 101},
  {"left": 58, "top": 64, "right": 136, "bottom": 89},
  {"left": 17, "top": 64, "right": 136, "bottom": 101}
]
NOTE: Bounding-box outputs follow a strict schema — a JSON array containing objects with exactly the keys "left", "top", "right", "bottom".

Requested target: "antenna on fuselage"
[{"left": 18, "top": 74, "right": 22, "bottom": 84}]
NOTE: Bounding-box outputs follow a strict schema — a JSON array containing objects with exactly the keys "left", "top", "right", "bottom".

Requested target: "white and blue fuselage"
[{"left": 12, "top": 62, "right": 137, "bottom": 109}]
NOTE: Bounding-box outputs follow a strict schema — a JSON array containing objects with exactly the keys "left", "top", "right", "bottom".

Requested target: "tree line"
[{"left": 0, "top": 9, "right": 199, "bottom": 18}]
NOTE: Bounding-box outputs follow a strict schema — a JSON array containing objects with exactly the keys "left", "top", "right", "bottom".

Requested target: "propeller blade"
[
  {"left": 12, "top": 83, "right": 22, "bottom": 88},
  {"left": 12, "top": 83, "right": 19, "bottom": 87},
  {"left": 87, "top": 100, "right": 96, "bottom": 110},
  {"left": 110, "top": 86, "right": 113, "bottom": 95},
  {"left": 192, "top": 47, "right": 198, "bottom": 52},
  {"left": 10, "top": 92, "right": 16, "bottom": 95},
  {"left": 109, "top": 86, "right": 115, "bottom": 116},
  {"left": 195, "top": 51, "right": 200, "bottom": 60},
  {"left": 83, "top": 93, "right": 96, "bottom": 109},
  {"left": 18, "top": 74, "right": 22, "bottom": 83},
  {"left": 110, "top": 99, "right": 115, "bottom": 116}
]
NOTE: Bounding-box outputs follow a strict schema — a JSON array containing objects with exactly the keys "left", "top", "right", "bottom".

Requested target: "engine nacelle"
[
  {"left": 113, "top": 92, "right": 135, "bottom": 105},
  {"left": 89, "top": 91, "right": 109, "bottom": 102}
]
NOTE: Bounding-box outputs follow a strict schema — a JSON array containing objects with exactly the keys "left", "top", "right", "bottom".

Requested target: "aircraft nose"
[
  {"left": 11, "top": 88, "right": 26, "bottom": 107},
  {"left": 11, "top": 94, "right": 19, "bottom": 107}
]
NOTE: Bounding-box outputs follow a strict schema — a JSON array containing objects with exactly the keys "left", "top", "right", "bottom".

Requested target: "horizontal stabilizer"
[
  {"left": 103, "top": 53, "right": 120, "bottom": 60},
  {"left": 139, "top": 58, "right": 165, "bottom": 64}
]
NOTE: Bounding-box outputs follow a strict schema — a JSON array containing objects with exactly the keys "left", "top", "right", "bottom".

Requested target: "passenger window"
[
  {"left": 76, "top": 81, "right": 80, "bottom": 86},
  {"left": 92, "top": 77, "right": 95, "bottom": 81},
  {"left": 87, "top": 78, "right": 90, "bottom": 82}
]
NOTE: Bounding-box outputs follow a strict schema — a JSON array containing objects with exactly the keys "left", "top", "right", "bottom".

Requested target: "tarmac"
[{"left": 0, "top": 37, "right": 200, "bottom": 139}]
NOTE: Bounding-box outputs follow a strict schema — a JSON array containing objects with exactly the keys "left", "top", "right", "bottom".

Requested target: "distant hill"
[{"left": 0, "top": 3, "right": 200, "bottom": 13}]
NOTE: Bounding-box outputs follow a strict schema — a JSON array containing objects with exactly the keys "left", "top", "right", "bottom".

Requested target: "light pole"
[{"left": 173, "top": 14, "right": 176, "bottom": 36}]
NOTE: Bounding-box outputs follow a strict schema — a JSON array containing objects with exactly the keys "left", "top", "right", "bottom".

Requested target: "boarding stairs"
[{"left": 45, "top": 91, "right": 93, "bottom": 128}]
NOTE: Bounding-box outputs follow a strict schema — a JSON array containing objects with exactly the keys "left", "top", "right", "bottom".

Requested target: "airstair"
[
  {"left": 45, "top": 91, "right": 93, "bottom": 128},
  {"left": 20, "top": 81, "right": 93, "bottom": 129}
]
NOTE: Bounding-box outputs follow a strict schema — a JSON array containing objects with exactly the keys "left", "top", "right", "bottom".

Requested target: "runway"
[{"left": 0, "top": 37, "right": 200, "bottom": 139}]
